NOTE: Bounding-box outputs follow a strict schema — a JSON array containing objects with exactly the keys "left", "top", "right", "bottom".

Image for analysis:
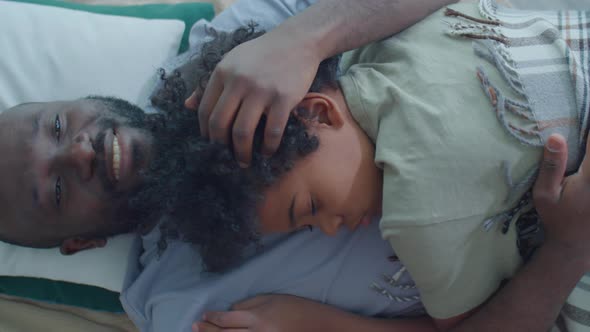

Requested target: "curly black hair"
[{"left": 136, "top": 23, "right": 341, "bottom": 272}]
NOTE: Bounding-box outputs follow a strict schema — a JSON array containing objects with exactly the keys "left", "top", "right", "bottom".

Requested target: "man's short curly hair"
[{"left": 147, "top": 23, "right": 341, "bottom": 272}]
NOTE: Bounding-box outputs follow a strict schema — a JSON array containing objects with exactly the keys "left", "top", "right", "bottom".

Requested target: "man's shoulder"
[{"left": 123, "top": 224, "right": 206, "bottom": 294}]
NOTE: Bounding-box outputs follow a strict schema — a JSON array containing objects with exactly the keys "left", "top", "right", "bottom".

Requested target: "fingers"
[
  {"left": 534, "top": 134, "right": 568, "bottom": 205},
  {"left": 192, "top": 321, "right": 249, "bottom": 332},
  {"left": 231, "top": 94, "right": 270, "bottom": 167},
  {"left": 202, "top": 311, "right": 256, "bottom": 328},
  {"left": 193, "top": 322, "right": 218, "bottom": 332},
  {"left": 198, "top": 69, "right": 224, "bottom": 138},
  {"left": 185, "top": 92, "right": 199, "bottom": 111},
  {"left": 208, "top": 85, "right": 246, "bottom": 145},
  {"left": 580, "top": 133, "right": 590, "bottom": 182},
  {"left": 262, "top": 97, "right": 293, "bottom": 157},
  {"left": 231, "top": 295, "right": 270, "bottom": 311}
]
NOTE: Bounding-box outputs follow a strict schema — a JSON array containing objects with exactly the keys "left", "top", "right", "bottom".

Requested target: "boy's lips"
[
  {"left": 350, "top": 212, "right": 372, "bottom": 231},
  {"left": 360, "top": 214, "right": 372, "bottom": 227}
]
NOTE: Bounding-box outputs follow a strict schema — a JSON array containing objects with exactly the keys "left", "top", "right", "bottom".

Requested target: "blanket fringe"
[{"left": 476, "top": 68, "right": 543, "bottom": 147}]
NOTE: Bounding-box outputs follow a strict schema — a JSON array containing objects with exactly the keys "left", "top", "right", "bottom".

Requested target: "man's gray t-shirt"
[
  {"left": 122, "top": 1, "right": 423, "bottom": 331},
  {"left": 122, "top": 222, "right": 422, "bottom": 332}
]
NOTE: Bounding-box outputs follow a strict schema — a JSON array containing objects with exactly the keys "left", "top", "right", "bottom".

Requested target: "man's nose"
[
  {"left": 318, "top": 215, "right": 344, "bottom": 236},
  {"left": 55, "top": 132, "right": 95, "bottom": 181}
]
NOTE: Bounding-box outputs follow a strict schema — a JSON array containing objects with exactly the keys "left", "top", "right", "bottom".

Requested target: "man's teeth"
[{"left": 113, "top": 135, "right": 121, "bottom": 181}]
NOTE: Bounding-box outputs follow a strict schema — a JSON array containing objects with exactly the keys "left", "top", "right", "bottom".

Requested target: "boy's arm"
[
  {"left": 442, "top": 134, "right": 590, "bottom": 331},
  {"left": 195, "top": 294, "right": 437, "bottom": 332},
  {"left": 188, "top": 0, "right": 456, "bottom": 167}
]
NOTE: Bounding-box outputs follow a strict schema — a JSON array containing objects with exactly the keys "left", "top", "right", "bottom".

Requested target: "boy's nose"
[{"left": 319, "top": 215, "right": 344, "bottom": 236}]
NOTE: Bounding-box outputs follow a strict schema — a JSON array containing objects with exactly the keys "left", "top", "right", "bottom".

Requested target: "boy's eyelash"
[{"left": 295, "top": 225, "right": 313, "bottom": 233}]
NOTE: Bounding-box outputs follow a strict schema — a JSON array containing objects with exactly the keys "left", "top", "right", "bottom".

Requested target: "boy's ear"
[
  {"left": 295, "top": 93, "right": 344, "bottom": 129},
  {"left": 60, "top": 237, "right": 107, "bottom": 255}
]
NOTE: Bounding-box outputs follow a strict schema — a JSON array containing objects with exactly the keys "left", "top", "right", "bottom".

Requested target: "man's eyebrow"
[
  {"left": 289, "top": 193, "right": 297, "bottom": 228},
  {"left": 32, "top": 187, "right": 39, "bottom": 208},
  {"left": 32, "top": 112, "right": 41, "bottom": 138}
]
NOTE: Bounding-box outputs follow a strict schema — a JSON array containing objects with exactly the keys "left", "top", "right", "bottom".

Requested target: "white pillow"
[
  {"left": 0, "top": 0, "right": 185, "bottom": 292},
  {"left": 0, "top": 1, "right": 183, "bottom": 109}
]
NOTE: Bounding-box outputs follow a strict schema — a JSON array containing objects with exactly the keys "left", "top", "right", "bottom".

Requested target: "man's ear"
[
  {"left": 60, "top": 237, "right": 107, "bottom": 255},
  {"left": 295, "top": 93, "right": 344, "bottom": 129}
]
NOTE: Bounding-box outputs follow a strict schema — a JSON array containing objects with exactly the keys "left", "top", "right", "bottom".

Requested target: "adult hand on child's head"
[
  {"left": 533, "top": 133, "right": 590, "bottom": 267},
  {"left": 186, "top": 28, "right": 322, "bottom": 168}
]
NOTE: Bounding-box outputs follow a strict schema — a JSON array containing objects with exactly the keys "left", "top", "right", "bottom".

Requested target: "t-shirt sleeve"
[
  {"left": 382, "top": 215, "right": 521, "bottom": 318},
  {"left": 143, "top": 0, "right": 318, "bottom": 111},
  {"left": 204, "top": 0, "right": 318, "bottom": 33},
  {"left": 380, "top": 165, "right": 522, "bottom": 319}
]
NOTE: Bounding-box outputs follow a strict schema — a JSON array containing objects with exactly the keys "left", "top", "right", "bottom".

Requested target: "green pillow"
[
  {"left": 0, "top": 277, "right": 123, "bottom": 312},
  {"left": 6, "top": 0, "right": 215, "bottom": 53},
  {"left": 0, "top": 0, "right": 214, "bottom": 313}
]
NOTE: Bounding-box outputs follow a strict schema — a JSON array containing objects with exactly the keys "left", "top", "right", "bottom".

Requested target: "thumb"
[
  {"left": 185, "top": 92, "right": 199, "bottom": 111},
  {"left": 533, "top": 134, "right": 568, "bottom": 204},
  {"left": 580, "top": 133, "right": 590, "bottom": 182}
]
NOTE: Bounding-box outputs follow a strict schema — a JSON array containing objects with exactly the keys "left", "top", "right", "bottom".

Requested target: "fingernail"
[
  {"left": 192, "top": 322, "right": 199, "bottom": 332},
  {"left": 238, "top": 161, "right": 249, "bottom": 168},
  {"left": 547, "top": 135, "right": 562, "bottom": 153},
  {"left": 185, "top": 93, "right": 197, "bottom": 108}
]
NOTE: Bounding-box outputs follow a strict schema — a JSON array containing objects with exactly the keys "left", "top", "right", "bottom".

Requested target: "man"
[{"left": 0, "top": 1, "right": 588, "bottom": 332}]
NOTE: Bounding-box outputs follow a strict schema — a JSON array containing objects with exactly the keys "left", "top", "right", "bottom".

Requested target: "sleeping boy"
[{"left": 170, "top": 1, "right": 590, "bottom": 330}]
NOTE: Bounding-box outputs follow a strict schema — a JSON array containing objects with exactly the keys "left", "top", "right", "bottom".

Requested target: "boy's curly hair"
[{"left": 143, "top": 23, "right": 341, "bottom": 272}]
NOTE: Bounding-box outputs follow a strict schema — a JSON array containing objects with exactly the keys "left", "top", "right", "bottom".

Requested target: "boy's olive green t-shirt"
[{"left": 339, "top": 3, "right": 542, "bottom": 319}]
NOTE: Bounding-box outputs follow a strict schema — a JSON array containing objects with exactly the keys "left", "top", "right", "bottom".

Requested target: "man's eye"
[
  {"left": 55, "top": 176, "right": 62, "bottom": 208},
  {"left": 311, "top": 197, "right": 318, "bottom": 217},
  {"left": 54, "top": 114, "right": 61, "bottom": 142}
]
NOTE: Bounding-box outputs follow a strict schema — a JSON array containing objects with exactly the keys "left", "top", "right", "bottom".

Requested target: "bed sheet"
[{"left": 0, "top": 294, "right": 137, "bottom": 332}]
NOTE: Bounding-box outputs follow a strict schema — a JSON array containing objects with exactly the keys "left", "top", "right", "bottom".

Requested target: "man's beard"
[
  {"left": 85, "top": 96, "right": 188, "bottom": 231},
  {"left": 112, "top": 103, "right": 261, "bottom": 272},
  {"left": 115, "top": 113, "right": 193, "bottom": 230}
]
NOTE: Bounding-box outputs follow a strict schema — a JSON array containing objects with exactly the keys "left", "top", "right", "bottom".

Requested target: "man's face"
[{"left": 0, "top": 99, "right": 154, "bottom": 247}]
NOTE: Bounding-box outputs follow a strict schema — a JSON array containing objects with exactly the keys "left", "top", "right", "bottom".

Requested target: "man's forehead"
[
  {"left": 4, "top": 101, "right": 63, "bottom": 117},
  {"left": 10, "top": 101, "right": 40, "bottom": 109},
  {"left": 0, "top": 102, "right": 58, "bottom": 236},
  {"left": 0, "top": 185, "right": 38, "bottom": 241},
  {"left": 1, "top": 102, "right": 40, "bottom": 116}
]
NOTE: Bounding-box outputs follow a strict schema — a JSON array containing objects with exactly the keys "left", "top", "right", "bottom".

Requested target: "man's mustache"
[{"left": 92, "top": 120, "right": 116, "bottom": 194}]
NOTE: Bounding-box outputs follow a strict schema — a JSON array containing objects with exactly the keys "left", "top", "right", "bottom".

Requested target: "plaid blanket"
[
  {"left": 448, "top": 0, "right": 589, "bottom": 173},
  {"left": 447, "top": 1, "right": 590, "bottom": 330}
]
